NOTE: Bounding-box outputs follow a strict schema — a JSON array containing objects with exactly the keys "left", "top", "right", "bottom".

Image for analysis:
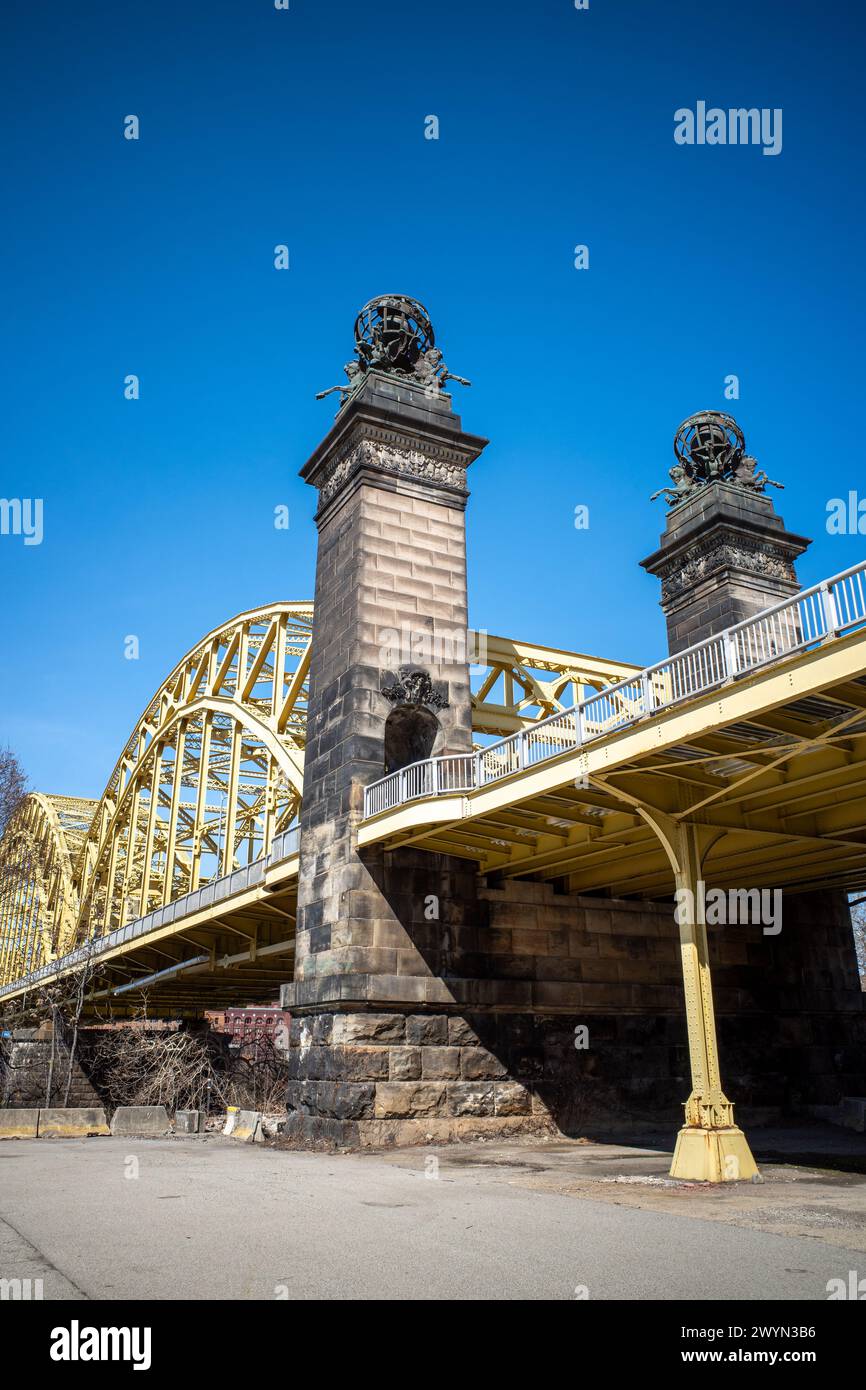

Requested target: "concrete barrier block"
[
  {"left": 0, "top": 1108, "right": 40, "bottom": 1139},
  {"left": 109, "top": 1105, "right": 171, "bottom": 1137},
  {"left": 223, "top": 1107, "right": 263, "bottom": 1143},
  {"left": 840, "top": 1097, "right": 866, "bottom": 1133},
  {"left": 174, "top": 1109, "right": 205, "bottom": 1134},
  {"left": 37, "top": 1108, "right": 110, "bottom": 1138}
]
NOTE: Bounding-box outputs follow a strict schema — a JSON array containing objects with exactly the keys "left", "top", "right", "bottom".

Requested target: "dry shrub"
[{"left": 87, "top": 1026, "right": 287, "bottom": 1116}]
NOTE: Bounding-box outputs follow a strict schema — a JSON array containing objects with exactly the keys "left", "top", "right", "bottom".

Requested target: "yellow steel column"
[
  {"left": 0, "top": 865, "right": 16, "bottom": 981},
  {"left": 220, "top": 722, "right": 242, "bottom": 876},
  {"left": 669, "top": 822, "right": 759, "bottom": 1182},
  {"left": 102, "top": 808, "right": 124, "bottom": 935},
  {"left": 190, "top": 712, "right": 213, "bottom": 891},
  {"left": 162, "top": 721, "right": 187, "bottom": 905},
  {"left": 138, "top": 746, "right": 164, "bottom": 917},
  {"left": 119, "top": 773, "right": 145, "bottom": 927},
  {"left": 271, "top": 614, "right": 287, "bottom": 720},
  {"left": 262, "top": 755, "right": 277, "bottom": 854},
  {"left": 0, "top": 835, "right": 24, "bottom": 978}
]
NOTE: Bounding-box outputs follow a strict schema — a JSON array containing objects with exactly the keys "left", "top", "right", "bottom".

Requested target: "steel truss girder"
[{"left": 0, "top": 602, "right": 641, "bottom": 989}]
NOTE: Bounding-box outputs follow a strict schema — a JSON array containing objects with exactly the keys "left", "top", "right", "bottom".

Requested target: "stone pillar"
[
  {"left": 283, "top": 329, "right": 549, "bottom": 1143},
  {"left": 640, "top": 480, "right": 810, "bottom": 654}
]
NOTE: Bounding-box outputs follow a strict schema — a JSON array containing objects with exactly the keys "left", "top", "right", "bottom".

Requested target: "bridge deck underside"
[
  {"left": 3, "top": 875, "right": 298, "bottom": 1017},
  {"left": 361, "top": 636, "right": 866, "bottom": 899}
]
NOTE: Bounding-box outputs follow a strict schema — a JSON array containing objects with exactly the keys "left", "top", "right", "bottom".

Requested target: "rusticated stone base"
[
  {"left": 283, "top": 1112, "right": 555, "bottom": 1148},
  {"left": 284, "top": 1006, "right": 690, "bottom": 1145},
  {"left": 282, "top": 885, "right": 866, "bottom": 1146},
  {"left": 286, "top": 1009, "right": 552, "bottom": 1144}
]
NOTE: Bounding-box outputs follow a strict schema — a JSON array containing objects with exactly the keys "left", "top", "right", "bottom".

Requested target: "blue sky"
[{"left": 1, "top": 0, "right": 864, "bottom": 798}]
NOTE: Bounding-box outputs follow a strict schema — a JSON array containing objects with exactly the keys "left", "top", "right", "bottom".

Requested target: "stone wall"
[
  {"left": 0, "top": 1023, "right": 103, "bottom": 1109},
  {"left": 285, "top": 875, "right": 866, "bottom": 1144}
]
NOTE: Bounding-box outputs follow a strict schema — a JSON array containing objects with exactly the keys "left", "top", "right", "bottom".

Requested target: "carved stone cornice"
[
  {"left": 318, "top": 434, "right": 467, "bottom": 510},
  {"left": 641, "top": 482, "right": 811, "bottom": 623},
  {"left": 656, "top": 534, "right": 798, "bottom": 603},
  {"left": 300, "top": 370, "right": 488, "bottom": 523}
]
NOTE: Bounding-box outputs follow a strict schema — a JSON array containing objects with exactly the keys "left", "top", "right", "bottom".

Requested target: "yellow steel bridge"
[
  {"left": 1, "top": 564, "right": 865, "bottom": 1021},
  {"left": 0, "top": 602, "right": 642, "bottom": 1012},
  {"left": 3, "top": 559, "right": 865, "bottom": 1180}
]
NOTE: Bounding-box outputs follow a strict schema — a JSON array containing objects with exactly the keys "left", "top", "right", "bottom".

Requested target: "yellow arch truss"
[{"left": 0, "top": 602, "right": 629, "bottom": 983}]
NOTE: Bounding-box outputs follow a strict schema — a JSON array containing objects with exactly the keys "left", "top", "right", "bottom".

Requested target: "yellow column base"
[{"left": 670, "top": 1125, "right": 760, "bottom": 1182}]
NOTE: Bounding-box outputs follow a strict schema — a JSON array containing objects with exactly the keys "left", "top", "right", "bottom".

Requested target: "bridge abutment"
[
  {"left": 282, "top": 872, "right": 866, "bottom": 1146},
  {"left": 282, "top": 323, "right": 865, "bottom": 1154}
]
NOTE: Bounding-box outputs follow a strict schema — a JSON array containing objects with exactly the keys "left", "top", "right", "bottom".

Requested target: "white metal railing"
[
  {"left": 362, "top": 558, "right": 866, "bottom": 819},
  {"left": 269, "top": 826, "right": 300, "bottom": 863},
  {"left": 0, "top": 825, "right": 300, "bottom": 1000}
]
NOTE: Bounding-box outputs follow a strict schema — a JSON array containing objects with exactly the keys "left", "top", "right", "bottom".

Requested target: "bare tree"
[
  {"left": 0, "top": 747, "right": 27, "bottom": 838},
  {"left": 851, "top": 897, "right": 866, "bottom": 980}
]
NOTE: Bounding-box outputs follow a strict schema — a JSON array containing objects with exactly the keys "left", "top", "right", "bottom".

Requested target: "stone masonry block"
[
  {"left": 299, "top": 1046, "right": 391, "bottom": 1082},
  {"left": 331, "top": 1013, "right": 406, "bottom": 1045},
  {"left": 448, "top": 1016, "right": 482, "bottom": 1047},
  {"left": 389, "top": 1047, "right": 422, "bottom": 1080},
  {"left": 494, "top": 1082, "right": 532, "bottom": 1116},
  {"left": 447, "top": 1083, "right": 495, "bottom": 1117},
  {"left": 406, "top": 1015, "right": 449, "bottom": 1046},
  {"left": 460, "top": 1047, "right": 509, "bottom": 1081},
  {"left": 420, "top": 1047, "right": 461, "bottom": 1080},
  {"left": 288, "top": 1081, "right": 376, "bottom": 1120},
  {"left": 374, "top": 1083, "right": 447, "bottom": 1118}
]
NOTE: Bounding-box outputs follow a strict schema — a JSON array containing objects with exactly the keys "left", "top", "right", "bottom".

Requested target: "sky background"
[{"left": 1, "top": 0, "right": 864, "bottom": 799}]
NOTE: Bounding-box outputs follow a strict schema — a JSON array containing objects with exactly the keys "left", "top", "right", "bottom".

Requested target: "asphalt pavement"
[{"left": 1, "top": 1131, "right": 864, "bottom": 1300}]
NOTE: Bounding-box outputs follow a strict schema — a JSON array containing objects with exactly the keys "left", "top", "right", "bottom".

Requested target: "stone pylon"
[
  {"left": 640, "top": 418, "right": 810, "bottom": 654},
  {"left": 641, "top": 410, "right": 866, "bottom": 1170},
  {"left": 282, "top": 301, "right": 552, "bottom": 1144}
]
